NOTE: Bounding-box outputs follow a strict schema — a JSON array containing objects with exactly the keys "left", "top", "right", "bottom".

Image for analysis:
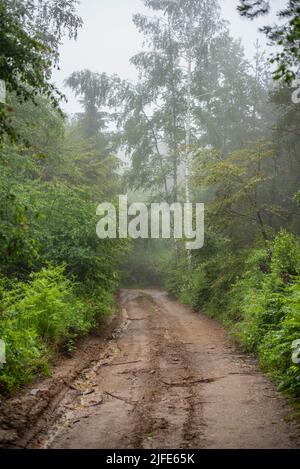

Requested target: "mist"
[{"left": 1, "top": 0, "right": 300, "bottom": 453}]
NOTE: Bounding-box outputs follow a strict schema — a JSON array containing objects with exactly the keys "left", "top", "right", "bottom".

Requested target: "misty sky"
[{"left": 53, "top": 0, "right": 279, "bottom": 115}]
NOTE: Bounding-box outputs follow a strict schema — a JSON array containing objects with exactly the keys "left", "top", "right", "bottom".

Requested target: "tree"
[
  {"left": 0, "top": 144, "right": 39, "bottom": 276},
  {"left": 193, "top": 141, "right": 279, "bottom": 245},
  {"left": 65, "top": 70, "right": 116, "bottom": 138},
  {"left": 268, "top": 86, "right": 300, "bottom": 234},
  {"left": 0, "top": 0, "right": 82, "bottom": 140},
  {"left": 121, "top": 0, "right": 222, "bottom": 200},
  {"left": 238, "top": 0, "right": 300, "bottom": 83},
  {"left": 193, "top": 34, "right": 272, "bottom": 155},
  {"left": 64, "top": 70, "right": 122, "bottom": 200},
  {"left": 121, "top": 0, "right": 275, "bottom": 266}
]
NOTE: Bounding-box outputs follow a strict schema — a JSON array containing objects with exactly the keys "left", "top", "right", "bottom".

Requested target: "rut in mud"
[
  {"left": 19, "top": 289, "right": 298, "bottom": 449},
  {"left": 2, "top": 289, "right": 299, "bottom": 449}
]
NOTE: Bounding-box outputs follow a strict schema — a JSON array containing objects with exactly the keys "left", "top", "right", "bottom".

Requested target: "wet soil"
[{"left": 1, "top": 289, "right": 299, "bottom": 449}]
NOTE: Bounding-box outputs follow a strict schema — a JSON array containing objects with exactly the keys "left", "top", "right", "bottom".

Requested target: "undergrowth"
[
  {"left": 167, "top": 230, "right": 300, "bottom": 398},
  {"left": 0, "top": 265, "right": 115, "bottom": 393}
]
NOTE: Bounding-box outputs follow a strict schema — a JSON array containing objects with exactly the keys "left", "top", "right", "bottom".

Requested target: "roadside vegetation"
[
  {"left": 0, "top": 0, "right": 300, "bottom": 401},
  {"left": 0, "top": 0, "right": 127, "bottom": 393},
  {"left": 118, "top": 0, "right": 300, "bottom": 400}
]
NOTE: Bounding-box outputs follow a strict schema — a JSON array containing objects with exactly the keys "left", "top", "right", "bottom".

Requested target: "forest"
[{"left": 0, "top": 0, "right": 300, "bottom": 450}]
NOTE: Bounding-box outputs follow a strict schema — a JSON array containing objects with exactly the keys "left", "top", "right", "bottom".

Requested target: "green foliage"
[
  {"left": 1, "top": 0, "right": 300, "bottom": 406},
  {"left": 193, "top": 141, "right": 279, "bottom": 246},
  {"left": 167, "top": 230, "right": 300, "bottom": 397},
  {"left": 0, "top": 264, "right": 119, "bottom": 393},
  {"left": 167, "top": 244, "right": 245, "bottom": 318},
  {"left": 0, "top": 144, "right": 40, "bottom": 276},
  {"left": 238, "top": 0, "right": 300, "bottom": 83},
  {"left": 0, "top": 0, "right": 82, "bottom": 140},
  {"left": 229, "top": 231, "right": 300, "bottom": 395},
  {"left": 231, "top": 231, "right": 300, "bottom": 344},
  {"left": 121, "top": 0, "right": 223, "bottom": 201},
  {"left": 0, "top": 1, "right": 51, "bottom": 103},
  {"left": 259, "top": 279, "right": 300, "bottom": 395},
  {"left": 30, "top": 183, "right": 127, "bottom": 287},
  {"left": 65, "top": 70, "right": 120, "bottom": 139},
  {"left": 0, "top": 70, "right": 127, "bottom": 395},
  {"left": 3, "top": 266, "right": 90, "bottom": 344},
  {"left": 271, "top": 229, "right": 300, "bottom": 276},
  {"left": 0, "top": 322, "right": 48, "bottom": 394}
]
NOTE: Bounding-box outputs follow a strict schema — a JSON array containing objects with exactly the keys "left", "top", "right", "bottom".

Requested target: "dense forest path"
[{"left": 39, "top": 289, "right": 298, "bottom": 449}]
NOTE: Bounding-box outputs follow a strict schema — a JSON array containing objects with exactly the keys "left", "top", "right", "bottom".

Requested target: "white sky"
[{"left": 53, "top": 0, "right": 281, "bottom": 115}]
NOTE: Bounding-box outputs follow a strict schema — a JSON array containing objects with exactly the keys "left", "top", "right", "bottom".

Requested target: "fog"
[{"left": 53, "top": 0, "right": 278, "bottom": 115}]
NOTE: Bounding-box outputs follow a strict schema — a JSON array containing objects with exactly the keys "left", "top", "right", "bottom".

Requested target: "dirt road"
[{"left": 24, "top": 288, "right": 297, "bottom": 449}]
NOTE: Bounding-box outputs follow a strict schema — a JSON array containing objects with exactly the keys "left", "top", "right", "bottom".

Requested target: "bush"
[
  {"left": 2, "top": 265, "right": 90, "bottom": 346},
  {"left": 169, "top": 230, "right": 300, "bottom": 397},
  {"left": 166, "top": 240, "right": 245, "bottom": 320},
  {"left": 229, "top": 230, "right": 300, "bottom": 395},
  {"left": 0, "top": 322, "right": 48, "bottom": 393},
  {"left": 259, "top": 280, "right": 300, "bottom": 395},
  {"left": 0, "top": 265, "right": 114, "bottom": 393}
]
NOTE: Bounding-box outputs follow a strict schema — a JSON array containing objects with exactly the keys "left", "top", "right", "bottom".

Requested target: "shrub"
[
  {"left": 0, "top": 265, "right": 112, "bottom": 393},
  {"left": 258, "top": 280, "right": 300, "bottom": 396},
  {"left": 2, "top": 265, "right": 90, "bottom": 346},
  {"left": 229, "top": 231, "right": 300, "bottom": 395},
  {"left": 171, "top": 230, "right": 300, "bottom": 398},
  {"left": 0, "top": 322, "right": 48, "bottom": 393},
  {"left": 167, "top": 245, "right": 246, "bottom": 319}
]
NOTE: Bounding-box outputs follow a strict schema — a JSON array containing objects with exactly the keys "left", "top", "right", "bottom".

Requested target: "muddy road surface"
[{"left": 5, "top": 289, "right": 299, "bottom": 449}]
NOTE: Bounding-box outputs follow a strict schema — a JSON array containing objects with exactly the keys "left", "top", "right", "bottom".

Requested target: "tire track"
[{"left": 17, "top": 288, "right": 300, "bottom": 449}]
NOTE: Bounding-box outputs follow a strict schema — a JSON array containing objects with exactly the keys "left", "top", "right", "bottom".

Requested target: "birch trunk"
[{"left": 185, "top": 29, "right": 192, "bottom": 265}]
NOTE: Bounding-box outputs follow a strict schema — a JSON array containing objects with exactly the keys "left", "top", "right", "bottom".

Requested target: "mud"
[{"left": 1, "top": 289, "right": 299, "bottom": 449}]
